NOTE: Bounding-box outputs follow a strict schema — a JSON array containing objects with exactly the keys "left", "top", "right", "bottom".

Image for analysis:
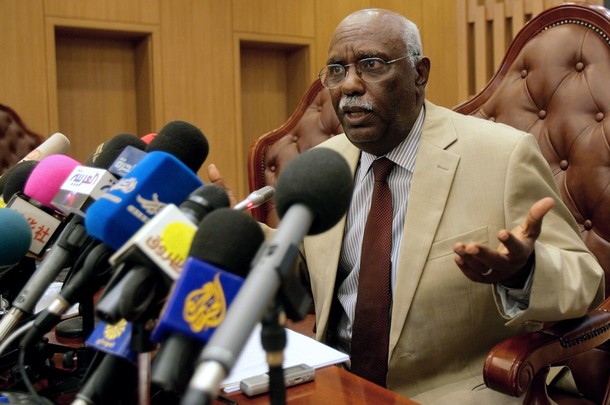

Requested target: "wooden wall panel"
[
  {"left": 55, "top": 34, "right": 139, "bottom": 163},
  {"left": 159, "top": 0, "right": 236, "bottom": 186},
  {"left": 420, "top": 1, "right": 459, "bottom": 108},
  {"left": 233, "top": 0, "right": 316, "bottom": 38},
  {"left": 43, "top": 0, "right": 160, "bottom": 24},
  {"left": 313, "top": 0, "right": 370, "bottom": 80},
  {"left": 0, "top": 0, "right": 49, "bottom": 136}
]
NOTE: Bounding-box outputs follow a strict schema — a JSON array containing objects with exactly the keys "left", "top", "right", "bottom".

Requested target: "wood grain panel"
[
  {"left": 313, "top": 0, "right": 369, "bottom": 79},
  {"left": 419, "top": 1, "right": 458, "bottom": 108},
  {"left": 159, "top": 1, "right": 237, "bottom": 191},
  {"left": 55, "top": 33, "right": 139, "bottom": 163},
  {"left": 44, "top": 0, "right": 159, "bottom": 24},
  {"left": 0, "top": 0, "right": 50, "bottom": 137},
  {"left": 233, "top": 0, "right": 315, "bottom": 38}
]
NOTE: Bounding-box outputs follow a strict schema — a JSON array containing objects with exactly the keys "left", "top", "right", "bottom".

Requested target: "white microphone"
[
  {"left": 233, "top": 186, "right": 275, "bottom": 211},
  {"left": 18, "top": 132, "right": 70, "bottom": 163}
]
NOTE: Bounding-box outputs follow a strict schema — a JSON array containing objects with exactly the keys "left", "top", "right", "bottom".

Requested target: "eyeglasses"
[{"left": 319, "top": 54, "right": 418, "bottom": 89}]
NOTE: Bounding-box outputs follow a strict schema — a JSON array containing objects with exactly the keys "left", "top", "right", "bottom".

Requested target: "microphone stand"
[
  {"left": 261, "top": 266, "right": 312, "bottom": 405},
  {"left": 261, "top": 300, "right": 287, "bottom": 405}
]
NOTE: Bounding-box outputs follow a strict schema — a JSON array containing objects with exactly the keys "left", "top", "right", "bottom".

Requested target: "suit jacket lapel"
[
  {"left": 389, "top": 101, "right": 461, "bottom": 354},
  {"left": 308, "top": 139, "right": 361, "bottom": 340}
]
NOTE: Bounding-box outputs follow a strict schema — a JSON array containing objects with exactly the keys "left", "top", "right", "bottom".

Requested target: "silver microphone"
[{"left": 233, "top": 185, "right": 275, "bottom": 211}]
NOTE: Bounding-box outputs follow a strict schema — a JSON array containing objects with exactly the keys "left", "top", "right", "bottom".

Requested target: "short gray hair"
[{"left": 399, "top": 18, "right": 423, "bottom": 67}]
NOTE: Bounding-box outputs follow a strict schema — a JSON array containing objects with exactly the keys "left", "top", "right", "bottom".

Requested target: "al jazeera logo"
[
  {"left": 94, "top": 319, "right": 129, "bottom": 349},
  {"left": 183, "top": 273, "right": 227, "bottom": 333}
]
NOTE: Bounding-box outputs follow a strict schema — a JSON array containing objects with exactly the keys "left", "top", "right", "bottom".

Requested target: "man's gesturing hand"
[{"left": 453, "top": 197, "right": 555, "bottom": 287}]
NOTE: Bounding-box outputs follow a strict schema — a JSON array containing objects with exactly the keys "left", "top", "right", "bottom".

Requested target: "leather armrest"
[{"left": 484, "top": 297, "right": 610, "bottom": 397}]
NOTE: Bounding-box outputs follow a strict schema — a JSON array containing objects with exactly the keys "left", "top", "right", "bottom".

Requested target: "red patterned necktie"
[{"left": 350, "top": 157, "right": 395, "bottom": 387}]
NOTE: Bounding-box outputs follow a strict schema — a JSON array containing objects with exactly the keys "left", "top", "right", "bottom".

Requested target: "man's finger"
[{"left": 523, "top": 197, "right": 555, "bottom": 235}]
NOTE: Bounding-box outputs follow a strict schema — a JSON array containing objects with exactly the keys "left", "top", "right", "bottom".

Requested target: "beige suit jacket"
[{"left": 301, "top": 100, "right": 604, "bottom": 399}]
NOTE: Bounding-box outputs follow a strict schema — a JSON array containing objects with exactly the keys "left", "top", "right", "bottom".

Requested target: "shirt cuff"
[{"left": 496, "top": 265, "right": 534, "bottom": 318}]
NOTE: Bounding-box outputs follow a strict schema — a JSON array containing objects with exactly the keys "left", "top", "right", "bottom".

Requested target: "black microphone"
[
  {"left": 181, "top": 147, "right": 353, "bottom": 405},
  {"left": 147, "top": 120, "right": 209, "bottom": 174},
  {"left": 150, "top": 207, "right": 265, "bottom": 394},
  {"left": 72, "top": 352, "right": 138, "bottom": 405},
  {"left": 85, "top": 133, "right": 146, "bottom": 168},
  {"left": 94, "top": 184, "right": 230, "bottom": 324},
  {"left": 0, "top": 160, "right": 39, "bottom": 205}
]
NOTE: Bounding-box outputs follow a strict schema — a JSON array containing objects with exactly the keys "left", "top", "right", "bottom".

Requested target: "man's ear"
[{"left": 415, "top": 57, "right": 431, "bottom": 87}]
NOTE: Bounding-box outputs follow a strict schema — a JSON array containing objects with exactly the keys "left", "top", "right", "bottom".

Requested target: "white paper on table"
[{"left": 220, "top": 323, "right": 349, "bottom": 393}]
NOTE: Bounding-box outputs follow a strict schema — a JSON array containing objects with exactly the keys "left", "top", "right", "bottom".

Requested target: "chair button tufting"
[
  {"left": 559, "top": 160, "right": 569, "bottom": 170},
  {"left": 584, "top": 220, "right": 593, "bottom": 230},
  {"left": 596, "top": 112, "right": 604, "bottom": 122},
  {"left": 269, "top": 165, "right": 276, "bottom": 172},
  {"left": 520, "top": 69, "right": 528, "bottom": 78},
  {"left": 538, "top": 110, "right": 546, "bottom": 119},
  {"left": 575, "top": 62, "right": 584, "bottom": 72},
  {"left": 292, "top": 135, "right": 298, "bottom": 142}
]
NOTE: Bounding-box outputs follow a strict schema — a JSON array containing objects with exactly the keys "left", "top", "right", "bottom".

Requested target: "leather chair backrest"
[
  {"left": 0, "top": 104, "right": 44, "bottom": 175},
  {"left": 247, "top": 79, "right": 343, "bottom": 227},
  {"left": 453, "top": 2, "right": 610, "bottom": 296}
]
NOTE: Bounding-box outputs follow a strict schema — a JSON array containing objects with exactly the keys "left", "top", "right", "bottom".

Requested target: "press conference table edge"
[{"left": 217, "top": 365, "right": 420, "bottom": 405}]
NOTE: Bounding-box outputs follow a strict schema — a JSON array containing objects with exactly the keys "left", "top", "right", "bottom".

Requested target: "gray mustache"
[{"left": 339, "top": 96, "right": 373, "bottom": 111}]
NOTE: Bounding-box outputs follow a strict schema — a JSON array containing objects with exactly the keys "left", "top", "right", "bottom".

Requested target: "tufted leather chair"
[
  {"left": 453, "top": 3, "right": 610, "bottom": 404},
  {"left": 247, "top": 79, "right": 343, "bottom": 227},
  {"left": 247, "top": 2, "right": 610, "bottom": 403},
  {"left": 0, "top": 104, "right": 44, "bottom": 175}
]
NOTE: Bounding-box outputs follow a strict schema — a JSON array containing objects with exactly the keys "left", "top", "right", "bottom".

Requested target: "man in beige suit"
[
  {"left": 210, "top": 8, "right": 604, "bottom": 405},
  {"left": 300, "top": 8, "right": 604, "bottom": 404}
]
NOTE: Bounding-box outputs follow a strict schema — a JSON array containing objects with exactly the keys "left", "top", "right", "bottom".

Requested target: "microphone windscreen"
[
  {"left": 23, "top": 154, "right": 81, "bottom": 208},
  {"left": 20, "top": 132, "right": 70, "bottom": 162},
  {"left": 140, "top": 133, "right": 157, "bottom": 144},
  {"left": 275, "top": 147, "right": 353, "bottom": 235},
  {"left": 179, "top": 184, "right": 230, "bottom": 223},
  {"left": 188, "top": 208, "right": 264, "bottom": 277},
  {"left": 85, "top": 151, "right": 203, "bottom": 250},
  {"left": 85, "top": 133, "right": 147, "bottom": 169},
  {"left": 0, "top": 208, "right": 32, "bottom": 267},
  {"left": 147, "top": 121, "right": 209, "bottom": 173},
  {"left": 1, "top": 160, "right": 39, "bottom": 202}
]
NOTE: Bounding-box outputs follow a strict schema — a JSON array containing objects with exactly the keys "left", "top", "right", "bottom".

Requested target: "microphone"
[
  {"left": 107, "top": 145, "right": 148, "bottom": 178},
  {"left": 140, "top": 132, "right": 157, "bottom": 144},
  {"left": 72, "top": 319, "right": 139, "bottom": 405},
  {"left": 233, "top": 186, "right": 275, "bottom": 211},
  {"left": 84, "top": 133, "right": 145, "bottom": 168},
  {"left": 147, "top": 121, "right": 209, "bottom": 174},
  {"left": 0, "top": 132, "right": 69, "bottom": 200},
  {"left": 84, "top": 151, "right": 204, "bottom": 251},
  {"left": 6, "top": 155, "right": 81, "bottom": 256},
  {"left": 0, "top": 155, "right": 82, "bottom": 341},
  {"left": 95, "top": 184, "right": 230, "bottom": 324},
  {"left": 181, "top": 148, "right": 353, "bottom": 405},
  {"left": 150, "top": 207, "right": 265, "bottom": 393},
  {"left": 51, "top": 135, "right": 147, "bottom": 217},
  {"left": 19, "top": 242, "right": 114, "bottom": 348},
  {"left": 0, "top": 160, "right": 39, "bottom": 204},
  {"left": 17, "top": 132, "right": 70, "bottom": 163},
  {"left": 0, "top": 208, "right": 32, "bottom": 272}
]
